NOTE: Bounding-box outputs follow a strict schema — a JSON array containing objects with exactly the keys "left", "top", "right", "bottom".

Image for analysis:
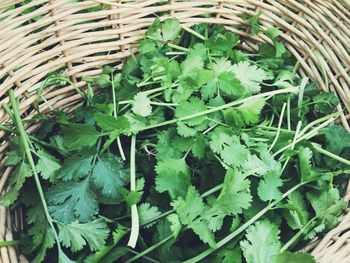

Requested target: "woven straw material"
[{"left": 0, "top": 0, "right": 350, "bottom": 262}]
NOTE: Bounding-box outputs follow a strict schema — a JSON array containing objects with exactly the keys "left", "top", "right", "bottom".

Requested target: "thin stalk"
[
  {"left": 125, "top": 235, "right": 173, "bottom": 263},
  {"left": 8, "top": 90, "right": 62, "bottom": 254},
  {"left": 287, "top": 96, "right": 291, "bottom": 130},
  {"left": 138, "top": 87, "right": 298, "bottom": 132},
  {"left": 273, "top": 116, "right": 336, "bottom": 157},
  {"left": 127, "top": 135, "right": 139, "bottom": 248},
  {"left": 2, "top": 101, "right": 15, "bottom": 121},
  {"left": 281, "top": 121, "right": 302, "bottom": 172},
  {"left": 269, "top": 103, "right": 286, "bottom": 152},
  {"left": 111, "top": 73, "right": 126, "bottom": 161},
  {"left": 167, "top": 43, "right": 189, "bottom": 52},
  {"left": 182, "top": 25, "right": 206, "bottom": 40},
  {"left": 312, "top": 143, "right": 350, "bottom": 166},
  {"left": 0, "top": 240, "right": 18, "bottom": 247},
  {"left": 126, "top": 249, "right": 160, "bottom": 263},
  {"left": 150, "top": 101, "right": 179, "bottom": 107},
  {"left": 298, "top": 112, "right": 339, "bottom": 137},
  {"left": 297, "top": 77, "right": 308, "bottom": 117},
  {"left": 280, "top": 217, "right": 316, "bottom": 252}
]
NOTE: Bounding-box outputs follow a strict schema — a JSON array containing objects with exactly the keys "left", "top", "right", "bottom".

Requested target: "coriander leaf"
[
  {"left": 0, "top": 162, "right": 32, "bottom": 206},
  {"left": 47, "top": 179, "right": 98, "bottom": 224},
  {"left": 215, "top": 248, "right": 242, "bottom": 263},
  {"left": 61, "top": 123, "right": 100, "bottom": 150},
  {"left": 257, "top": 171, "right": 283, "bottom": 202},
  {"left": 265, "top": 27, "right": 286, "bottom": 57},
  {"left": 209, "top": 128, "right": 237, "bottom": 154},
  {"left": 155, "top": 128, "right": 182, "bottom": 161},
  {"left": 132, "top": 92, "right": 152, "bottom": 117},
  {"left": 90, "top": 154, "right": 128, "bottom": 200},
  {"left": 172, "top": 186, "right": 216, "bottom": 247},
  {"left": 240, "top": 220, "right": 281, "bottom": 263},
  {"left": 248, "top": 12, "right": 262, "bottom": 34},
  {"left": 147, "top": 18, "right": 181, "bottom": 43},
  {"left": 192, "top": 135, "right": 206, "bottom": 159},
  {"left": 313, "top": 92, "right": 339, "bottom": 114},
  {"left": 242, "top": 154, "right": 270, "bottom": 176},
  {"left": 232, "top": 61, "right": 269, "bottom": 94},
  {"left": 307, "top": 188, "right": 346, "bottom": 229},
  {"left": 95, "top": 113, "right": 130, "bottom": 133},
  {"left": 57, "top": 151, "right": 94, "bottom": 181},
  {"left": 274, "top": 252, "right": 316, "bottom": 263},
  {"left": 36, "top": 150, "right": 61, "bottom": 181},
  {"left": 175, "top": 97, "right": 207, "bottom": 126},
  {"left": 282, "top": 191, "right": 309, "bottom": 230},
  {"left": 237, "top": 97, "right": 266, "bottom": 124},
  {"left": 31, "top": 228, "right": 55, "bottom": 263},
  {"left": 213, "top": 169, "right": 252, "bottom": 215},
  {"left": 138, "top": 203, "right": 161, "bottom": 228},
  {"left": 167, "top": 214, "right": 182, "bottom": 238},
  {"left": 5, "top": 149, "right": 23, "bottom": 166},
  {"left": 221, "top": 143, "right": 250, "bottom": 167},
  {"left": 297, "top": 146, "right": 318, "bottom": 182},
  {"left": 176, "top": 121, "right": 197, "bottom": 137},
  {"left": 325, "top": 125, "right": 350, "bottom": 155},
  {"left": 155, "top": 158, "right": 191, "bottom": 198},
  {"left": 58, "top": 219, "right": 109, "bottom": 252},
  {"left": 83, "top": 74, "right": 111, "bottom": 88}
]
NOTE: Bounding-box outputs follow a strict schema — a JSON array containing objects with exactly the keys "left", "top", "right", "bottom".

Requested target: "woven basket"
[{"left": 1, "top": 1, "right": 350, "bottom": 262}]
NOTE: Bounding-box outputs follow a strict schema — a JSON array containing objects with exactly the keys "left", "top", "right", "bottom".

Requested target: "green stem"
[
  {"left": 273, "top": 115, "right": 336, "bottom": 157},
  {"left": 150, "top": 101, "right": 178, "bottom": 107},
  {"left": 127, "top": 135, "right": 139, "bottom": 248},
  {"left": 287, "top": 96, "right": 291, "bottom": 130},
  {"left": 312, "top": 143, "right": 350, "bottom": 166},
  {"left": 125, "top": 235, "right": 173, "bottom": 263},
  {"left": 138, "top": 87, "right": 298, "bottom": 133},
  {"left": 8, "top": 90, "right": 62, "bottom": 253},
  {"left": 167, "top": 43, "right": 189, "bottom": 52},
  {"left": 126, "top": 249, "right": 160, "bottom": 263},
  {"left": 280, "top": 217, "right": 317, "bottom": 252},
  {"left": 298, "top": 112, "right": 339, "bottom": 137},
  {"left": 269, "top": 103, "right": 286, "bottom": 152},
  {"left": 182, "top": 25, "right": 206, "bottom": 40},
  {"left": 0, "top": 240, "right": 18, "bottom": 247},
  {"left": 183, "top": 182, "right": 306, "bottom": 263}
]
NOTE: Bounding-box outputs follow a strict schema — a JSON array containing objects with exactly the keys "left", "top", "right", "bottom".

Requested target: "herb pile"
[{"left": 1, "top": 18, "right": 350, "bottom": 263}]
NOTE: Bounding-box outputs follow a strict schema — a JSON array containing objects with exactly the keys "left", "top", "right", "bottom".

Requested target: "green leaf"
[
  {"left": 36, "top": 150, "right": 61, "bottom": 181},
  {"left": 221, "top": 142, "right": 250, "bottom": 167},
  {"left": 265, "top": 27, "right": 286, "bottom": 57},
  {"left": 83, "top": 74, "right": 111, "bottom": 88},
  {"left": 192, "top": 135, "right": 206, "bottom": 159},
  {"left": 155, "top": 158, "right": 191, "bottom": 198},
  {"left": 58, "top": 219, "right": 109, "bottom": 252},
  {"left": 307, "top": 188, "right": 346, "bottom": 229},
  {"left": 139, "top": 203, "right": 161, "bottom": 228},
  {"left": 248, "top": 12, "right": 262, "bottom": 34},
  {"left": 282, "top": 191, "right": 309, "bottom": 230},
  {"left": 90, "top": 154, "right": 128, "bottom": 200},
  {"left": 62, "top": 123, "right": 100, "bottom": 150},
  {"left": 175, "top": 97, "right": 207, "bottom": 126},
  {"left": 0, "top": 162, "right": 32, "bottom": 206},
  {"left": 94, "top": 113, "right": 130, "bottom": 133},
  {"left": 237, "top": 98, "right": 266, "bottom": 124},
  {"left": 146, "top": 18, "right": 181, "bottom": 43},
  {"left": 232, "top": 61, "right": 269, "bottom": 94},
  {"left": 176, "top": 121, "right": 197, "bottom": 137},
  {"left": 172, "top": 186, "right": 216, "bottom": 247},
  {"left": 313, "top": 92, "right": 339, "bottom": 114},
  {"left": 213, "top": 169, "right": 252, "bottom": 216},
  {"left": 57, "top": 151, "right": 94, "bottom": 181},
  {"left": 167, "top": 214, "right": 182, "bottom": 238},
  {"left": 274, "top": 252, "right": 316, "bottom": 263},
  {"left": 240, "top": 220, "right": 281, "bottom": 263},
  {"left": 47, "top": 179, "right": 98, "bottom": 224},
  {"left": 298, "top": 146, "right": 318, "bottom": 182},
  {"left": 214, "top": 247, "right": 242, "bottom": 263},
  {"left": 132, "top": 92, "right": 152, "bottom": 117},
  {"left": 257, "top": 171, "right": 283, "bottom": 202},
  {"left": 325, "top": 125, "right": 350, "bottom": 155}
]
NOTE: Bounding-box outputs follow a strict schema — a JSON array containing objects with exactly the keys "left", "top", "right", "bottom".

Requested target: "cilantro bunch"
[{"left": 1, "top": 18, "right": 349, "bottom": 263}]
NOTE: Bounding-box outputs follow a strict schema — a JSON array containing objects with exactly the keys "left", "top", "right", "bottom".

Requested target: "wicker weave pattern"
[{"left": 0, "top": 1, "right": 350, "bottom": 262}]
